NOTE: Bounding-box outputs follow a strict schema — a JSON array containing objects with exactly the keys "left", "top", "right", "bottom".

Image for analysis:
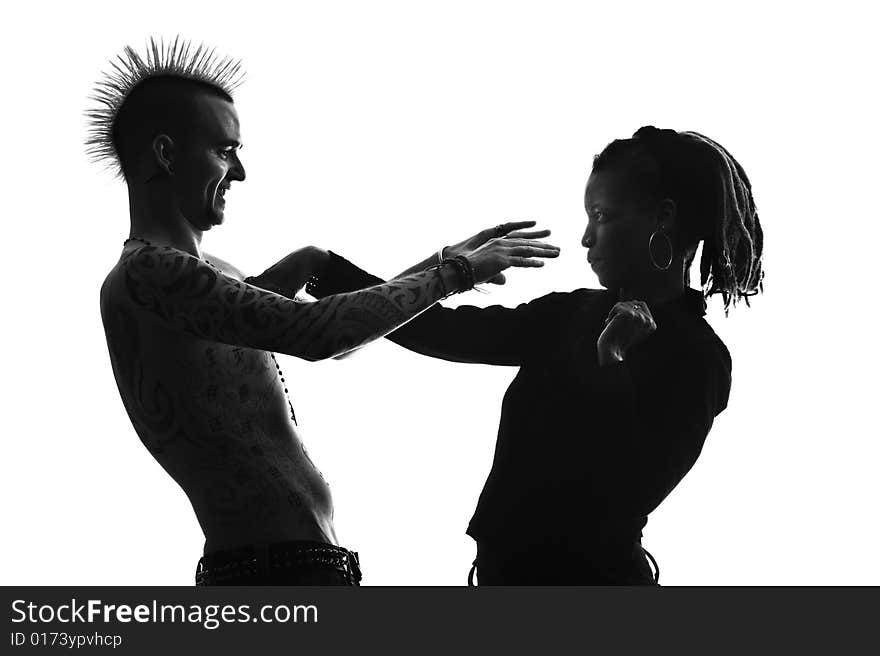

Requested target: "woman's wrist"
[
  {"left": 244, "top": 272, "right": 287, "bottom": 296},
  {"left": 309, "top": 247, "right": 332, "bottom": 277},
  {"left": 247, "top": 246, "right": 333, "bottom": 298}
]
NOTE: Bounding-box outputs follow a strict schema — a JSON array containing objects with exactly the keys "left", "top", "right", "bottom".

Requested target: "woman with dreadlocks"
[{"left": 303, "top": 126, "right": 763, "bottom": 585}]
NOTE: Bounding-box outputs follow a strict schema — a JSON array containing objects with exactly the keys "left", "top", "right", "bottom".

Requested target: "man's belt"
[{"left": 196, "top": 541, "right": 362, "bottom": 585}]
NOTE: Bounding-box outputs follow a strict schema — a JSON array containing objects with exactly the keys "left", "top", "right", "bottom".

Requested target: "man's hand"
[
  {"left": 444, "top": 221, "right": 552, "bottom": 285},
  {"left": 249, "top": 246, "right": 331, "bottom": 297},
  {"left": 597, "top": 300, "right": 657, "bottom": 366},
  {"left": 461, "top": 231, "right": 560, "bottom": 285}
]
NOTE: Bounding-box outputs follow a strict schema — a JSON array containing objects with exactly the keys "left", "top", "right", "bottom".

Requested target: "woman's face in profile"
[{"left": 583, "top": 168, "right": 658, "bottom": 290}]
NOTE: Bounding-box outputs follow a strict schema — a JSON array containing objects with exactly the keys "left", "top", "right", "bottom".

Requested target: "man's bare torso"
[{"left": 100, "top": 245, "right": 336, "bottom": 553}]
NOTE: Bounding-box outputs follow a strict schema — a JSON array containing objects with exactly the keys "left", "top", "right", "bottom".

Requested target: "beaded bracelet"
[
  {"left": 451, "top": 255, "right": 476, "bottom": 290},
  {"left": 434, "top": 256, "right": 476, "bottom": 294},
  {"left": 426, "top": 257, "right": 470, "bottom": 299},
  {"left": 305, "top": 274, "right": 321, "bottom": 297}
]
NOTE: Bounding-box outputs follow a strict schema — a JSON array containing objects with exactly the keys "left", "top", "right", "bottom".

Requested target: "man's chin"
[{"left": 182, "top": 212, "right": 221, "bottom": 233}]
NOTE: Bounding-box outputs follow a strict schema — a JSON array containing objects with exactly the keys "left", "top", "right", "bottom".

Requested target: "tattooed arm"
[
  {"left": 121, "top": 244, "right": 460, "bottom": 362},
  {"left": 120, "top": 239, "right": 555, "bottom": 361},
  {"left": 304, "top": 252, "right": 563, "bottom": 365},
  {"left": 246, "top": 223, "right": 557, "bottom": 300}
]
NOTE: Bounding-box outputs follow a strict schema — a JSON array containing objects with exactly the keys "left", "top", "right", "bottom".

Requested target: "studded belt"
[{"left": 196, "top": 541, "right": 362, "bottom": 586}]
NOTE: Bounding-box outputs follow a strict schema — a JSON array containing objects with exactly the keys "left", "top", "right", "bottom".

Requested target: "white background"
[{"left": 2, "top": 0, "right": 877, "bottom": 585}]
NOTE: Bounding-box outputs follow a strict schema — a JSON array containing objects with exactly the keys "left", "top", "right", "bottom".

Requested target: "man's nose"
[{"left": 230, "top": 154, "right": 246, "bottom": 182}]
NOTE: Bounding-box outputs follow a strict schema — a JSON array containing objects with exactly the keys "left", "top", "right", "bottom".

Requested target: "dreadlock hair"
[
  {"left": 592, "top": 126, "right": 764, "bottom": 314},
  {"left": 85, "top": 36, "right": 245, "bottom": 181}
]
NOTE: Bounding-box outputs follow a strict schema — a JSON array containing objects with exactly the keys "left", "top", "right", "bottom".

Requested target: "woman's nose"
[{"left": 581, "top": 225, "right": 594, "bottom": 248}]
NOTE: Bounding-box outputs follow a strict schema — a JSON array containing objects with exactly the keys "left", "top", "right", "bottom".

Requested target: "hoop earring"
[{"left": 648, "top": 230, "right": 673, "bottom": 271}]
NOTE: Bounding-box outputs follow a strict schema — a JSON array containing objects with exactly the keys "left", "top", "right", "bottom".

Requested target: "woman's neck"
[{"left": 618, "top": 267, "right": 687, "bottom": 307}]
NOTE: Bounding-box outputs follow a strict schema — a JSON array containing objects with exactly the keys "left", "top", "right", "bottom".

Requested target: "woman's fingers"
[
  {"left": 605, "top": 301, "right": 655, "bottom": 329},
  {"left": 606, "top": 302, "right": 634, "bottom": 322},
  {"left": 605, "top": 308, "right": 623, "bottom": 324}
]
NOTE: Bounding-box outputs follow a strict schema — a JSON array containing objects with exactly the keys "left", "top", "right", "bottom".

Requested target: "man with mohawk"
[{"left": 91, "top": 37, "right": 559, "bottom": 585}]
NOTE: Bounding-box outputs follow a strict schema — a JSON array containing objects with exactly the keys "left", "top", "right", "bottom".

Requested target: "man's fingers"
[
  {"left": 476, "top": 220, "right": 536, "bottom": 241},
  {"left": 506, "top": 229, "right": 551, "bottom": 239},
  {"left": 481, "top": 221, "right": 538, "bottom": 241},
  {"left": 508, "top": 245, "right": 560, "bottom": 258},
  {"left": 507, "top": 257, "right": 545, "bottom": 267},
  {"left": 500, "top": 220, "right": 537, "bottom": 233},
  {"left": 488, "top": 273, "right": 506, "bottom": 285},
  {"left": 504, "top": 238, "right": 560, "bottom": 249}
]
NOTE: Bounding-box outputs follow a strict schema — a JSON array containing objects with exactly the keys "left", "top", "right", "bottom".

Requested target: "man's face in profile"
[{"left": 171, "top": 92, "right": 246, "bottom": 231}]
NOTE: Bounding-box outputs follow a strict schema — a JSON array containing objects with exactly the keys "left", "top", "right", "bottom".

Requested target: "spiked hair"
[
  {"left": 85, "top": 36, "right": 245, "bottom": 179},
  {"left": 592, "top": 126, "right": 764, "bottom": 314}
]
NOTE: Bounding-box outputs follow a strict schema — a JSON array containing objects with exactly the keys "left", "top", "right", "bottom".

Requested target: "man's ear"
[{"left": 151, "top": 134, "right": 175, "bottom": 175}]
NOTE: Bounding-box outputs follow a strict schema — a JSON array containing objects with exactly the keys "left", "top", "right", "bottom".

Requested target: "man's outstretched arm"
[
  {"left": 119, "top": 238, "right": 556, "bottom": 361},
  {"left": 238, "top": 222, "right": 559, "bottom": 364},
  {"left": 305, "top": 251, "right": 562, "bottom": 366},
  {"left": 245, "top": 222, "right": 552, "bottom": 299},
  {"left": 119, "top": 243, "right": 460, "bottom": 361}
]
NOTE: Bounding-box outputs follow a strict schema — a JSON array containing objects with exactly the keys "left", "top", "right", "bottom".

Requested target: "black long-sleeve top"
[{"left": 309, "top": 253, "right": 732, "bottom": 558}]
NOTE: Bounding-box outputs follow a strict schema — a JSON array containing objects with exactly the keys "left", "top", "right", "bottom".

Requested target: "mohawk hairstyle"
[{"left": 85, "top": 36, "right": 245, "bottom": 179}]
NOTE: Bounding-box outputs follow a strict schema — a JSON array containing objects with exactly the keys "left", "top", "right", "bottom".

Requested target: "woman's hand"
[
  {"left": 444, "top": 221, "right": 553, "bottom": 285},
  {"left": 249, "top": 246, "right": 331, "bottom": 297},
  {"left": 597, "top": 300, "right": 657, "bottom": 366}
]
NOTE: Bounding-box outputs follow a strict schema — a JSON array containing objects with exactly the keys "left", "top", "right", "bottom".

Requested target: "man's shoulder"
[
  {"left": 113, "top": 244, "right": 224, "bottom": 290},
  {"left": 116, "top": 245, "right": 245, "bottom": 282},
  {"left": 99, "top": 255, "right": 127, "bottom": 312},
  {"left": 99, "top": 244, "right": 199, "bottom": 317}
]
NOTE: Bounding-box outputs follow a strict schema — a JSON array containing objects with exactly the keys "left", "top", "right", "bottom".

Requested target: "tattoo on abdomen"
[{"left": 109, "top": 245, "right": 457, "bottom": 530}]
